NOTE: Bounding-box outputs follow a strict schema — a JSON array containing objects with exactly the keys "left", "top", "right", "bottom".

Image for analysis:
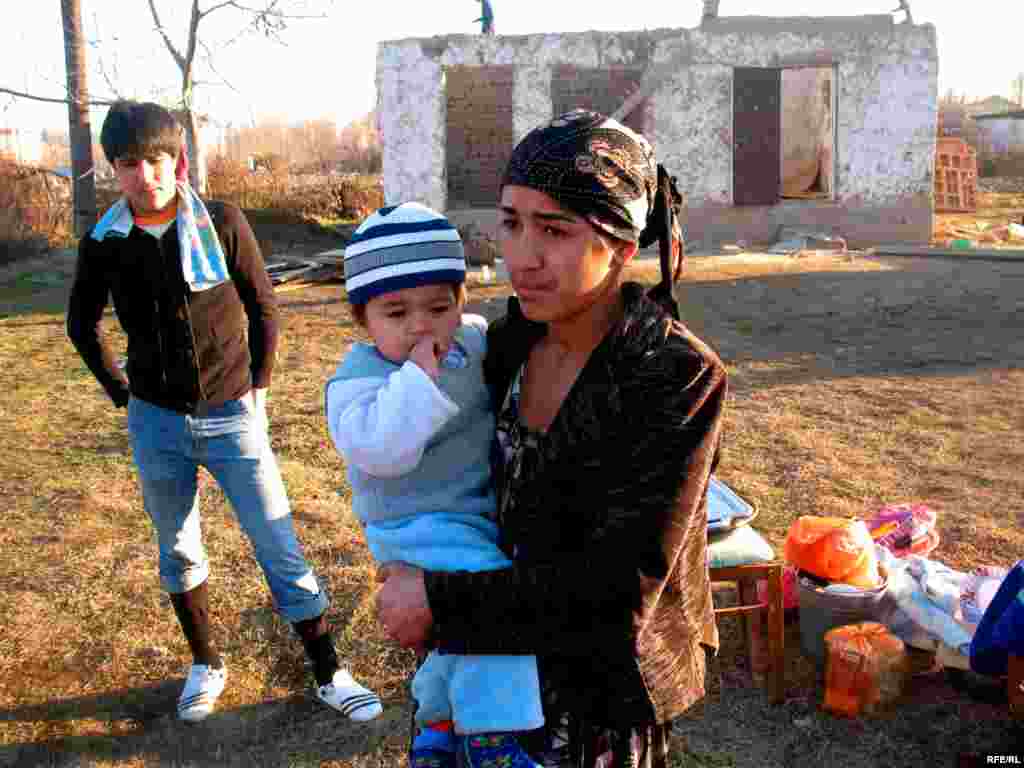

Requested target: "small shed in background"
[{"left": 973, "top": 111, "right": 1024, "bottom": 177}]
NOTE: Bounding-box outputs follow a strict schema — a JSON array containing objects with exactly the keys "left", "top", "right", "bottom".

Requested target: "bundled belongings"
[
  {"left": 872, "top": 546, "right": 1017, "bottom": 686},
  {"left": 866, "top": 503, "right": 939, "bottom": 558},
  {"left": 961, "top": 565, "right": 1008, "bottom": 626},
  {"left": 798, "top": 567, "right": 889, "bottom": 665},
  {"left": 872, "top": 546, "right": 974, "bottom": 662},
  {"left": 785, "top": 516, "right": 890, "bottom": 664},
  {"left": 785, "top": 516, "right": 882, "bottom": 588},
  {"left": 823, "top": 621, "right": 909, "bottom": 717}
]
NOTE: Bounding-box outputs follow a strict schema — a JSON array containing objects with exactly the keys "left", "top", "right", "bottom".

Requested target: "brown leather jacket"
[
  {"left": 424, "top": 283, "right": 725, "bottom": 729},
  {"left": 66, "top": 202, "right": 277, "bottom": 414}
]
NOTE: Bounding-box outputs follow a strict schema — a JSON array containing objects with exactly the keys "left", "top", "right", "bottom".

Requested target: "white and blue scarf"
[{"left": 91, "top": 181, "right": 229, "bottom": 292}]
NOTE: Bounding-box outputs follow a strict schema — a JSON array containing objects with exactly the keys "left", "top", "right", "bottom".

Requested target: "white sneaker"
[
  {"left": 178, "top": 663, "right": 227, "bottom": 723},
  {"left": 316, "top": 669, "right": 382, "bottom": 722}
]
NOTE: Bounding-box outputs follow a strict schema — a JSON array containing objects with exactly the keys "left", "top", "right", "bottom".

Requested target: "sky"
[{"left": 2, "top": 0, "right": 1021, "bottom": 138}]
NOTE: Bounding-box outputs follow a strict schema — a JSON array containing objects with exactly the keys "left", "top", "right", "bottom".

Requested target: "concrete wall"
[{"left": 377, "top": 16, "right": 938, "bottom": 247}]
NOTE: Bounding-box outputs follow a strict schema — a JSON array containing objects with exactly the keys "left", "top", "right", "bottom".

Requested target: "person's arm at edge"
[{"left": 66, "top": 234, "right": 130, "bottom": 406}]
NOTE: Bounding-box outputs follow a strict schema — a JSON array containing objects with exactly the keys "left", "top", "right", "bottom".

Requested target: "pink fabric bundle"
[
  {"left": 756, "top": 565, "right": 801, "bottom": 613},
  {"left": 866, "top": 503, "right": 939, "bottom": 558}
]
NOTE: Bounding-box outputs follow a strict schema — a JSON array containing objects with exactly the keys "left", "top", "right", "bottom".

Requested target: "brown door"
[{"left": 733, "top": 67, "right": 781, "bottom": 206}]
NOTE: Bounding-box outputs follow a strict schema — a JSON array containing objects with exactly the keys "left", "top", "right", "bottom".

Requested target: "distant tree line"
[
  {"left": 218, "top": 112, "right": 381, "bottom": 175},
  {"left": 34, "top": 111, "right": 382, "bottom": 180}
]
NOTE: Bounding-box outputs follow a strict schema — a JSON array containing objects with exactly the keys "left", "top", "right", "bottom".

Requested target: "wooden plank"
[
  {"left": 710, "top": 562, "right": 783, "bottom": 581},
  {"left": 713, "top": 603, "right": 768, "bottom": 615},
  {"left": 767, "top": 562, "right": 786, "bottom": 704}
]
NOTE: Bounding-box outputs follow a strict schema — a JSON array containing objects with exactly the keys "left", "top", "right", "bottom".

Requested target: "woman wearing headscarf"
[{"left": 377, "top": 109, "right": 726, "bottom": 768}]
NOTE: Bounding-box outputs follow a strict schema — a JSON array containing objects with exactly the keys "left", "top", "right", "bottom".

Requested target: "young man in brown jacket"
[{"left": 66, "top": 101, "right": 381, "bottom": 724}]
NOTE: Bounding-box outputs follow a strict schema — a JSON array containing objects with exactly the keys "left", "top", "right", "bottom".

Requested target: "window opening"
[{"left": 780, "top": 67, "right": 834, "bottom": 200}]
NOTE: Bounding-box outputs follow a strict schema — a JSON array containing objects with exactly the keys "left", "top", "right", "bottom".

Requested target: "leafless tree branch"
[
  {"left": 128, "top": 0, "right": 329, "bottom": 191},
  {"left": 198, "top": 39, "right": 244, "bottom": 96},
  {"left": 218, "top": 0, "right": 326, "bottom": 20},
  {"left": 146, "top": 0, "right": 187, "bottom": 72},
  {"left": 183, "top": 1, "right": 203, "bottom": 92},
  {"left": 217, "top": 22, "right": 257, "bottom": 49},
  {"left": 0, "top": 86, "right": 117, "bottom": 106},
  {"left": 197, "top": 0, "right": 238, "bottom": 19},
  {"left": 89, "top": 13, "right": 128, "bottom": 100},
  {"left": 93, "top": 48, "right": 125, "bottom": 101}
]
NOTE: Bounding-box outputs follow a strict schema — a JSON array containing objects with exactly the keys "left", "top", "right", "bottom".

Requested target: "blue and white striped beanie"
[{"left": 344, "top": 202, "right": 465, "bottom": 305}]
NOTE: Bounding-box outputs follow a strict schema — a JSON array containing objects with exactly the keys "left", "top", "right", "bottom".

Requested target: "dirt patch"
[{"left": 675, "top": 253, "right": 1024, "bottom": 375}]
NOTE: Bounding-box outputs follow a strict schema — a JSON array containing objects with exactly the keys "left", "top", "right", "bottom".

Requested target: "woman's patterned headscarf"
[{"left": 502, "top": 109, "right": 685, "bottom": 316}]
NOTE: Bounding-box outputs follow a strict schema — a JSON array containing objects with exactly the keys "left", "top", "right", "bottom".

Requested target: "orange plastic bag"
[
  {"left": 784, "top": 516, "right": 881, "bottom": 588},
  {"left": 823, "top": 621, "right": 908, "bottom": 717}
]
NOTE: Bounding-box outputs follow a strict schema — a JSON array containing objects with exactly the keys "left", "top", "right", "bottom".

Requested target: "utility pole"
[{"left": 61, "top": 0, "right": 97, "bottom": 236}]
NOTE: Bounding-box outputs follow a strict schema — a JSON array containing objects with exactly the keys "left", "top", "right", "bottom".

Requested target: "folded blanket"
[{"left": 874, "top": 546, "right": 973, "bottom": 656}]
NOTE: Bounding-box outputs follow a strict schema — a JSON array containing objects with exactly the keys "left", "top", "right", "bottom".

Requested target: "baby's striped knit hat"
[{"left": 344, "top": 202, "right": 465, "bottom": 305}]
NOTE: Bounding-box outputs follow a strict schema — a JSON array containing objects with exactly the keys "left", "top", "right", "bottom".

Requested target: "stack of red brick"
[{"left": 934, "top": 137, "right": 977, "bottom": 212}]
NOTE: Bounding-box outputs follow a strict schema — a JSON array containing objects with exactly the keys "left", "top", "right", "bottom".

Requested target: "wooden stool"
[{"left": 709, "top": 543, "right": 786, "bottom": 705}]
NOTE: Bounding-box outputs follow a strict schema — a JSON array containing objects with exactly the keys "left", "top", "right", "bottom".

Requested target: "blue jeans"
[{"left": 127, "top": 395, "right": 328, "bottom": 623}]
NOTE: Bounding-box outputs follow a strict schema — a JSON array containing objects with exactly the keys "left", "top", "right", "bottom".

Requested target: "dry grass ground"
[{"left": 1, "top": 242, "right": 1022, "bottom": 766}]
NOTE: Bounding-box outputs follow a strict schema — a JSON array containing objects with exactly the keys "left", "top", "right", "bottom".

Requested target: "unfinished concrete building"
[{"left": 377, "top": 15, "right": 938, "bottom": 248}]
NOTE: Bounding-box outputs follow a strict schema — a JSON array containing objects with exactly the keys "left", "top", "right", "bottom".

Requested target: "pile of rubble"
[
  {"left": 933, "top": 220, "right": 1024, "bottom": 249},
  {"left": 265, "top": 254, "right": 344, "bottom": 288},
  {"left": 977, "top": 177, "right": 1024, "bottom": 194}
]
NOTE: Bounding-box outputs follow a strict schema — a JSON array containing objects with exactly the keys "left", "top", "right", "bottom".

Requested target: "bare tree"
[
  {"left": 338, "top": 113, "right": 381, "bottom": 174},
  {"left": 4, "top": 2, "right": 329, "bottom": 200},
  {"left": 61, "top": 0, "right": 98, "bottom": 236},
  {"left": 292, "top": 118, "right": 338, "bottom": 173},
  {"left": 144, "top": 0, "right": 329, "bottom": 193},
  {"left": 41, "top": 129, "right": 72, "bottom": 169}
]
